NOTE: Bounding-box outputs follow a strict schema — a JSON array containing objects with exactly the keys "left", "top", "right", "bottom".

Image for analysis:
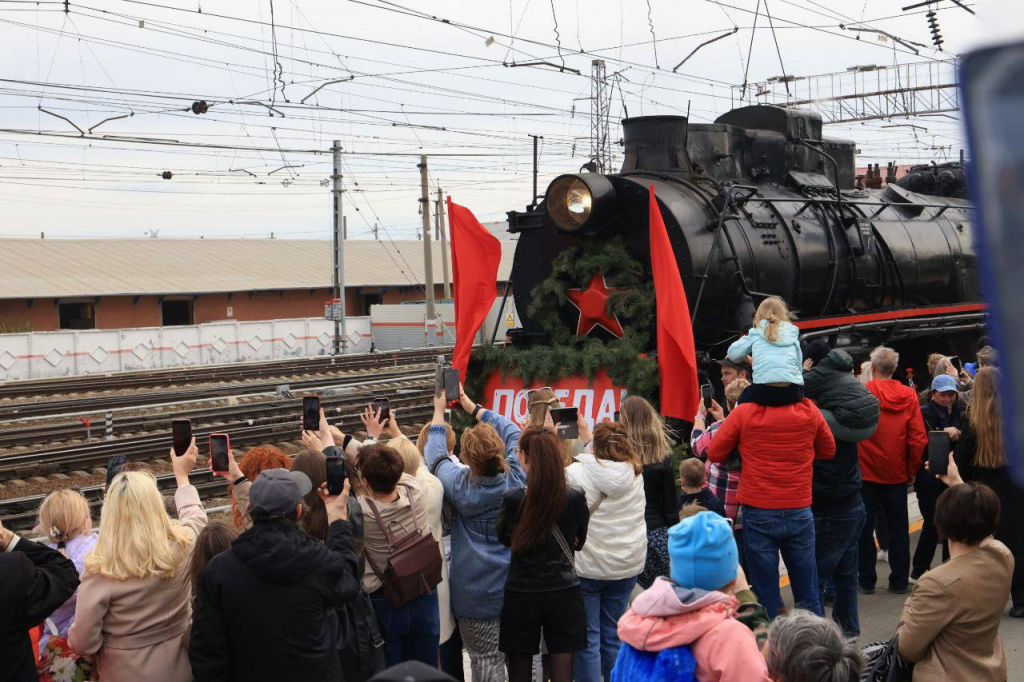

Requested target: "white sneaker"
[{"left": 877, "top": 550, "right": 889, "bottom": 563}]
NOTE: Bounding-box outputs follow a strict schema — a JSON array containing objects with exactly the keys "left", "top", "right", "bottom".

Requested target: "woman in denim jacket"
[{"left": 425, "top": 388, "right": 526, "bottom": 682}]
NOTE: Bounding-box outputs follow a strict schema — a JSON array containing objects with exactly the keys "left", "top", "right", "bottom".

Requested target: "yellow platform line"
[{"left": 777, "top": 519, "right": 925, "bottom": 589}]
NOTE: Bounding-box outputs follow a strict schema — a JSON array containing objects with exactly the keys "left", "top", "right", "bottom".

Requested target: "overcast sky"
[{"left": 0, "top": 0, "right": 1018, "bottom": 241}]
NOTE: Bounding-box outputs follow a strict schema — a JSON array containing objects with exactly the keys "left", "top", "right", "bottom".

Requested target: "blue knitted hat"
[{"left": 668, "top": 511, "right": 739, "bottom": 591}]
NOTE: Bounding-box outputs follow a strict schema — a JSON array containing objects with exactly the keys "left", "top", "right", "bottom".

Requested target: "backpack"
[
  {"left": 363, "top": 484, "right": 443, "bottom": 607},
  {"left": 611, "top": 641, "right": 697, "bottom": 682}
]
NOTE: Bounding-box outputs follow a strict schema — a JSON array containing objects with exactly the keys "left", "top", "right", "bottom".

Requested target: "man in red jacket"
[
  {"left": 857, "top": 346, "right": 928, "bottom": 595},
  {"left": 707, "top": 392, "right": 836, "bottom": 619}
]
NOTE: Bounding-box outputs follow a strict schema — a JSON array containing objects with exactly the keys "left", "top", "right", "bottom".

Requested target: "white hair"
[
  {"left": 870, "top": 346, "right": 899, "bottom": 378},
  {"left": 764, "top": 610, "right": 863, "bottom": 682}
]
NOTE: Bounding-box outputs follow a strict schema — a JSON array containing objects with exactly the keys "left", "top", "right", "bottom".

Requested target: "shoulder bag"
[{"left": 363, "top": 484, "right": 443, "bottom": 607}]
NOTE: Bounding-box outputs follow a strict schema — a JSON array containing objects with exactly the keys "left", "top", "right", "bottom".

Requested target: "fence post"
[{"left": 105, "top": 411, "right": 113, "bottom": 441}]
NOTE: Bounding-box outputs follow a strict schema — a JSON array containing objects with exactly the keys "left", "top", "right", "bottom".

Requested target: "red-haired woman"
[
  {"left": 229, "top": 445, "right": 291, "bottom": 529},
  {"left": 496, "top": 427, "right": 590, "bottom": 682}
]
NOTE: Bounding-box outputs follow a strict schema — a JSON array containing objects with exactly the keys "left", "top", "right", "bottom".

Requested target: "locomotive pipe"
[{"left": 796, "top": 139, "right": 845, "bottom": 224}]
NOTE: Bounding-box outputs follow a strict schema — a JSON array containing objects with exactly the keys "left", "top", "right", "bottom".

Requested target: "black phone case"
[
  {"left": 303, "top": 399, "right": 320, "bottom": 431},
  {"left": 326, "top": 458, "right": 347, "bottom": 495}
]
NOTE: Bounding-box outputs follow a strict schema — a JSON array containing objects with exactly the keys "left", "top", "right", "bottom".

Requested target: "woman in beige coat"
[
  {"left": 897, "top": 460, "right": 1013, "bottom": 682},
  {"left": 69, "top": 441, "right": 208, "bottom": 682}
]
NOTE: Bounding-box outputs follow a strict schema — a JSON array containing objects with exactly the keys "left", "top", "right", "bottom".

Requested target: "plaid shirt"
[{"left": 690, "top": 421, "right": 743, "bottom": 528}]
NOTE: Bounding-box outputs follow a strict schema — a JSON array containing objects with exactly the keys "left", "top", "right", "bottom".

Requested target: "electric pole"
[
  {"left": 418, "top": 155, "right": 436, "bottom": 319},
  {"left": 529, "top": 134, "right": 543, "bottom": 208},
  {"left": 332, "top": 140, "right": 347, "bottom": 355},
  {"left": 437, "top": 187, "right": 451, "bottom": 300}
]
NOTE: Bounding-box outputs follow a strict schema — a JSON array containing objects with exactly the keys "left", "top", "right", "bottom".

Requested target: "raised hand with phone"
[{"left": 170, "top": 436, "right": 199, "bottom": 487}]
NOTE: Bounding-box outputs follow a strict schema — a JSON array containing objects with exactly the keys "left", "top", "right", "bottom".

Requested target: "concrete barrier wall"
[{"left": 0, "top": 317, "right": 372, "bottom": 381}]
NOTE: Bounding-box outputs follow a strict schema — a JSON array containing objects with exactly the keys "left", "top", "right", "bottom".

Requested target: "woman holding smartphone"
[
  {"left": 953, "top": 367, "right": 1024, "bottom": 617},
  {"left": 69, "top": 440, "right": 208, "bottom": 681},
  {"left": 496, "top": 427, "right": 589, "bottom": 682}
]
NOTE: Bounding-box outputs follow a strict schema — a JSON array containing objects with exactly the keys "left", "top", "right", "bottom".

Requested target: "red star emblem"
[{"left": 566, "top": 272, "right": 628, "bottom": 338}]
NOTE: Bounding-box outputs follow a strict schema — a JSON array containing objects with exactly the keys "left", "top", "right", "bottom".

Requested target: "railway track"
[
  {"left": 0, "top": 469, "right": 227, "bottom": 532},
  {"left": 0, "top": 385, "right": 436, "bottom": 481},
  {"left": 0, "top": 401, "right": 437, "bottom": 531},
  {"left": 0, "top": 367, "right": 432, "bottom": 443},
  {"left": 0, "top": 346, "right": 451, "bottom": 403}
]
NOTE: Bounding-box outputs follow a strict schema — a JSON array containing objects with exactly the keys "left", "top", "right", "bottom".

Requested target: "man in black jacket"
[
  {"left": 0, "top": 517, "right": 80, "bottom": 682},
  {"left": 803, "top": 342, "right": 880, "bottom": 638},
  {"left": 190, "top": 467, "right": 360, "bottom": 682}
]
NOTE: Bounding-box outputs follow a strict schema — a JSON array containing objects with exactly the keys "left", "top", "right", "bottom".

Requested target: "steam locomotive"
[{"left": 506, "top": 105, "right": 985, "bottom": 368}]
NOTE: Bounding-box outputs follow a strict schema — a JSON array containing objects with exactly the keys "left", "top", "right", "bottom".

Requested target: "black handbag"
[{"left": 861, "top": 634, "right": 914, "bottom": 682}]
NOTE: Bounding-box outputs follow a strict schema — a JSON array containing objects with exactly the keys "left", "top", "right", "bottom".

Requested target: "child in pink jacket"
[{"left": 612, "top": 511, "right": 770, "bottom": 682}]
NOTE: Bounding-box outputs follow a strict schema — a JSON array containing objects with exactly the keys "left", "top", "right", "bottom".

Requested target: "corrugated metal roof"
[{"left": 0, "top": 239, "right": 516, "bottom": 299}]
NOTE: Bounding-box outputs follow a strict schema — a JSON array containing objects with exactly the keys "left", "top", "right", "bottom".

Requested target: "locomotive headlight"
[{"left": 546, "top": 173, "right": 616, "bottom": 233}]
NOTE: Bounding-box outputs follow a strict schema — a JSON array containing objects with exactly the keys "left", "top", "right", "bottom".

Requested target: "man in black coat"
[
  {"left": 0, "top": 517, "right": 80, "bottom": 682},
  {"left": 190, "top": 468, "right": 360, "bottom": 682},
  {"left": 803, "top": 341, "right": 880, "bottom": 638}
]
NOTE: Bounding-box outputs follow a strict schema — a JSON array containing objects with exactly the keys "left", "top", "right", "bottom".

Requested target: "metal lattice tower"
[
  {"left": 590, "top": 59, "right": 612, "bottom": 173},
  {"left": 732, "top": 59, "right": 959, "bottom": 124}
]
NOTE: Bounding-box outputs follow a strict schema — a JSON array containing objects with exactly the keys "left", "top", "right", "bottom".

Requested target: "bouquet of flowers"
[{"left": 37, "top": 631, "right": 98, "bottom": 682}]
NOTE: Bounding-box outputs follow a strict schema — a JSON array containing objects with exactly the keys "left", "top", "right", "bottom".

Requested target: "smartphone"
[
  {"left": 326, "top": 456, "right": 347, "bottom": 495},
  {"left": 105, "top": 455, "right": 126, "bottom": 488},
  {"left": 700, "top": 383, "right": 714, "bottom": 410},
  {"left": 550, "top": 406, "right": 579, "bottom": 440},
  {"left": 171, "top": 419, "right": 192, "bottom": 457},
  {"left": 209, "top": 433, "right": 230, "bottom": 474},
  {"left": 371, "top": 397, "right": 391, "bottom": 425},
  {"left": 443, "top": 368, "right": 460, "bottom": 401},
  {"left": 949, "top": 356, "right": 962, "bottom": 374},
  {"left": 302, "top": 396, "right": 321, "bottom": 432},
  {"left": 928, "top": 430, "right": 951, "bottom": 478},
  {"left": 444, "top": 409, "right": 452, "bottom": 424}
]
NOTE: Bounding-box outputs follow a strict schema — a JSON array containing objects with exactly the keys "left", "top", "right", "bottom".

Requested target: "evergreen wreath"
[{"left": 466, "top": 236, "right": 660, "bottom": 402}]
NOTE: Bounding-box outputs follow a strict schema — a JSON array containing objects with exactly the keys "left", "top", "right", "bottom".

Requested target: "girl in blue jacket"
[{"left": 727, "top": 297, "right": 804, "bottom": 404}]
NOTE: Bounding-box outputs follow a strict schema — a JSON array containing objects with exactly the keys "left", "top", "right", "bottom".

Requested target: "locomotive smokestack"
[{"left": 621, "top": 116, "right": 692, "bottom": 176}]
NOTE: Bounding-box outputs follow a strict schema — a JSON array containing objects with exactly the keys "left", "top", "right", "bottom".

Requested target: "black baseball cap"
[
  {"left": 248, "top": 468, "right": 312, "bottom": 519},
  {"left": 716, "top": 357, "right": 752, "bottom": 374}
]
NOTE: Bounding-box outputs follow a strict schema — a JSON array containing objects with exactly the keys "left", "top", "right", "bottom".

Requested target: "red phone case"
[{"left": 209, "top": 433, "right": 231, "bottom": 473}]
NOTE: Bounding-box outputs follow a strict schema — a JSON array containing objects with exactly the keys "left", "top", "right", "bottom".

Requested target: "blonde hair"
[
  {"left": 724, "top": 378, "right": 750, "bottom": 409},
  {"left": 460, "top": 423, "right": 509, "bottom": 479},
  {"left": 859, "top": 361, "right": 873, "bottom": 385},
  {"left": 417, "top": 422, "right": 456, "bottom": 458},
  {"left": 86, "top": 471, "right": 195, "bottom": 580},
  {"left": 926, "top": 353, "right": 945, "bottom": 377},
  {"left": 679, "top": 457, "right": 706, "bottom": 489},
  {"left": 527, "top": 388, "right": 560, "bottom": 427},
  {"left": 620, "top": 395, "right": 671, "bottom": 466},
  {"left": 391, "top": 435, "right": 423, "bottom": 475},
  {"left": 592, "top": 422, "right": 642, "bottom": 475},
  {"left": 36, "top": 489, "right": 91, "bottom": 551},
  {"left": 968, "top": 367, "right": 1004, "bottom": 468},
  {"left": 754, "top": 296, "right": 794, "bottom": 343},
  {"left": 527, "top": 388, "right": 574, "bottom": 465}
]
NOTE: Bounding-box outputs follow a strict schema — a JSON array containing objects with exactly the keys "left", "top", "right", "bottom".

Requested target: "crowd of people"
[{"left": 1, "top": 297, "right": 1021, "bottom": 682}]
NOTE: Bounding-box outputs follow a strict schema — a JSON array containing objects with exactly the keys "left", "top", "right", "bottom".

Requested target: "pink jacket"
[{"left": 617, "top": 578, "right": 770, "bottom": 682}]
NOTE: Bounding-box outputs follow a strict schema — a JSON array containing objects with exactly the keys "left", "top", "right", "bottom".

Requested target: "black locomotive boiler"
[{"left": 506, "top": 105, "right": 985, "bottom": 367}]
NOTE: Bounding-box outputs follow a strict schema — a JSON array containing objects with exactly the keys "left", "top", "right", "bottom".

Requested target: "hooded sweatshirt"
[
  {"left": 858, "top": 379, "right": 928, "bottom": 485},
  {"left": 727, "top": 319, "right": 804, "bottom": 385},
  {"left": 566, "top": 453, "right": 647, "bottom": 580},
  {"left": 189, "top": 519, "right": 360, "bottom": 682},
  {"left": 615, "top": 578, "right": 770, "bottom": 682}
]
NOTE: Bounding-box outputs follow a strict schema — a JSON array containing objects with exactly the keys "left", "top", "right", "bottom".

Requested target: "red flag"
[
  {"left": 447, "top": 197, "right": 502, "bottom": 378},
  {"left": 648, "top": 185, "right": 700, "bottom": 419}
]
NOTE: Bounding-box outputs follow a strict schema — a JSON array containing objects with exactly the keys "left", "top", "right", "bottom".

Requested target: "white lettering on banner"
[
  {"left": 596, "top": 389, "right": 618, "bottom": 423},
  {"left": 492, "top": 389, "right": 515, "bottom": 418},
  {"left": 484, "top": 377, "right": 628, "bottom": 427},
  {"left": 513, "top": 391, "right": 530, "bottom": 423}
]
